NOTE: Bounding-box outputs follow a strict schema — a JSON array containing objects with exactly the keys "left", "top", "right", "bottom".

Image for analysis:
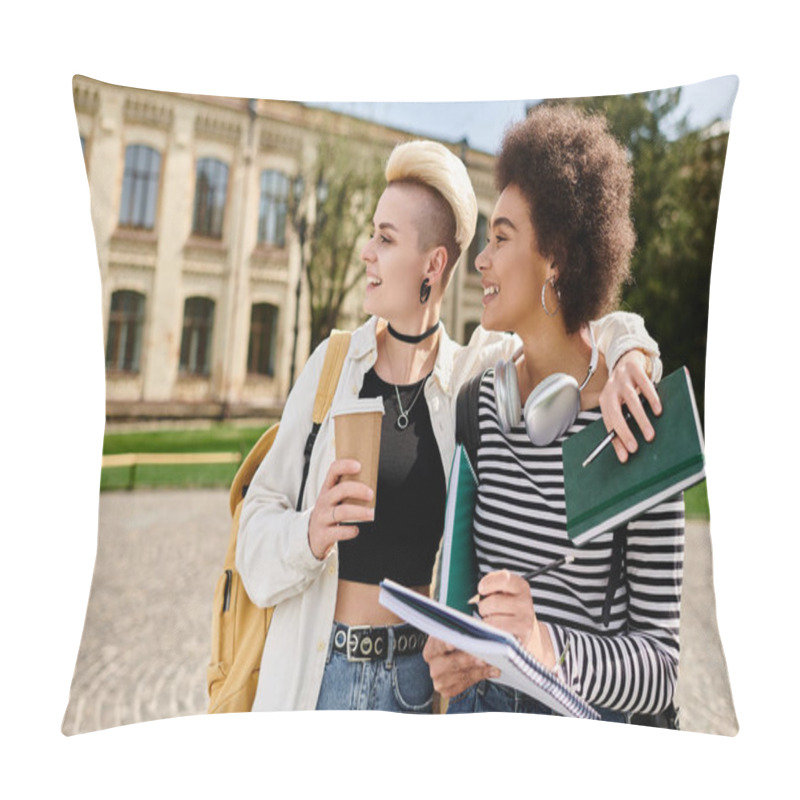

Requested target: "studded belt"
[{"left": 331, "top": 622, "right": 428, "bottom": 662}]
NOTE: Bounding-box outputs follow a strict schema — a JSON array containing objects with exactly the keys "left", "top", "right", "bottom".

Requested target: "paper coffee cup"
[{"left": 332, "top": 397, "right": 384, "bottom": 519}]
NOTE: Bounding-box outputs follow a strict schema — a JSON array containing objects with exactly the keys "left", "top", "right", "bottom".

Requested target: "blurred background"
[{"left": 74, "top": 74, "right": 736, "bottom": 499}]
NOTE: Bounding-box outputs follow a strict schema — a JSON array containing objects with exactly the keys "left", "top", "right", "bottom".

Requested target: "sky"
[{"left": 307, "top": 75, "right": 739, "bottom": 154}]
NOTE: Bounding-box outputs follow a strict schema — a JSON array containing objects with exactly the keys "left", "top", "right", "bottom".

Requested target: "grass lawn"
[
  {"left": 100, "top": 422, "right": 271, "bottom": 491},
  {"left": 100, "top": 422, "right": 711, "bottom": 520},
  {"left": 683, "top": 480, "right": 709, "bottom": 519},
  {"left": 101, "top": 423, "right": 272, "bottom": 456}
]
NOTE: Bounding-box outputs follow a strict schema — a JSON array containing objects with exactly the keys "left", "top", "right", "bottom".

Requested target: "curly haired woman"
[{"left": 424, "top": 105, "right": 683, "bottom": 723}]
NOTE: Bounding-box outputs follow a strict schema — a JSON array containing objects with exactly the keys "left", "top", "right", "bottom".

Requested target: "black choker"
[{"left": 387, "top": 321, "right": 440, "bottom": 344}]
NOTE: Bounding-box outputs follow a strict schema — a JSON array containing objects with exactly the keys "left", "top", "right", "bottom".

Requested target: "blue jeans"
[
  {"left": 446, "top": 680, "right": 629, "bottom": 723},
  {"left": 315, "top": 624, "right": 434, "bottom": 713}
]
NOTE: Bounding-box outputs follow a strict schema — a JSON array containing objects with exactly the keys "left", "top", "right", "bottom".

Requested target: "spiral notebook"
[{"left": 378, "top": 579, "right": 600, "bottom": 720}]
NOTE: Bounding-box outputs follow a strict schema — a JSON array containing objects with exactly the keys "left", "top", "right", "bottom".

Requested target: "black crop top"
[{"left": 336, "top": 367, "right": 446, "bottom": 586}]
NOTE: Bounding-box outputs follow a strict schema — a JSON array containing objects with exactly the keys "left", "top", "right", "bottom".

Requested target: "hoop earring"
[
  {"left": 541, "top": 276, "right": 560, "bottom": 317},
  {"left": 420, "top": 278, "right": 431, "bottom": 305}
]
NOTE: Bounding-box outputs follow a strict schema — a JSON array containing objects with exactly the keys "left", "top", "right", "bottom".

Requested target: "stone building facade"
[{"left": 73, "top": 76, "right": 496, "bottom": 420}]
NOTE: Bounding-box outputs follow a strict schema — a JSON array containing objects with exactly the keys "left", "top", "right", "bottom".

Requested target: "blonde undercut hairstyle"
[{"left": 384, "top": 140, "right": 478, "bottom": 286}]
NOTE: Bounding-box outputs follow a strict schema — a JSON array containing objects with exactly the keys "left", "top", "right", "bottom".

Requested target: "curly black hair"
[{"left": 495, "top": 104, "right": 635, "bottom": 334}]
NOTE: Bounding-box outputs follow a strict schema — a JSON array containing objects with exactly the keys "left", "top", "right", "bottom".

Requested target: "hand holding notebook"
[
  {"left": 563, "top": 366, "right": 705, "bottom": 545},
  {"left": 379, "top": 579, "right": 600, "bottom": 719}
]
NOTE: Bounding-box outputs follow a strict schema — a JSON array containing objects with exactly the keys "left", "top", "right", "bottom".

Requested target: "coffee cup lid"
[{"left": 332, "top": 397, "right": 385, "bottom": 417}]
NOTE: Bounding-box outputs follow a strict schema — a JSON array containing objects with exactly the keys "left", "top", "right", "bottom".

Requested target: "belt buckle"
[
  {"left": 345, "top": 625, "right": 382, "bottom": 662},
  {"left": 346, "top": 625, "right": 388, "bottom": 662}
]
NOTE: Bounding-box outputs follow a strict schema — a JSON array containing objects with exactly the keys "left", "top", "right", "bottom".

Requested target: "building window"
[
  {"left": 119, "top": 144, "right": 161, "bottom": 230},
  {"left": 179, "top": 297, "right": 215, "bottom": 376},
  {"left": 106, "top": 290, "right": 146, "bottom": 373},
  {"left": 257, "top": 170, "right": 290, "bottom": 247},
  {"left": 192, "top": 158, "right": 229, "bottom": 238},
  {"left": 247, "top": 303, "right": 278, "bottom": 376},
  {"left": 468, "top": 212, "right": 488, "bottom": 272}
]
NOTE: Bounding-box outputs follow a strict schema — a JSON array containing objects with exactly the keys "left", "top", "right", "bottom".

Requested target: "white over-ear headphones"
[{"left": 494, "top": 325, "right": 599, "bottom": 446}]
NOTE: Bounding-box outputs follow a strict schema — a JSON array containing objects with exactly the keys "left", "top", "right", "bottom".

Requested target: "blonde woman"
[{"left": 237, "top": 138, "right": 661, "bottom": 713}]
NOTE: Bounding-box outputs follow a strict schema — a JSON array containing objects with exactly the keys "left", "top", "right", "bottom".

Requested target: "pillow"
[{"left": 63, "top": 75, "right": 738, "bottom": 737}]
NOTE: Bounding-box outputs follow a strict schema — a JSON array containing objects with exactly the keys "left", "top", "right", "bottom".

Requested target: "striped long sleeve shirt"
[{"left": 472, "top": 372, "right": 684, "bottom": 715}]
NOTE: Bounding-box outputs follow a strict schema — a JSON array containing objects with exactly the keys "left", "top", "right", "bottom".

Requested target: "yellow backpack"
[{"left": 207, "top": 331, "right": 351, "bottom": 713}]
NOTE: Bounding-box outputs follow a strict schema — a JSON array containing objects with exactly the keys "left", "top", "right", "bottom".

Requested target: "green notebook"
[
  {"left": 436, "top": 444, "right": 480, "bottom": 614},
  {"left": 563, "top": 366, "right": 705, "bottom": 546}
]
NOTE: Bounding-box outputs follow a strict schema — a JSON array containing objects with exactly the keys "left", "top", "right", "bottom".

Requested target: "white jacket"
[{"left": 236, "top": 314, "right": 660, "bottom": 711}]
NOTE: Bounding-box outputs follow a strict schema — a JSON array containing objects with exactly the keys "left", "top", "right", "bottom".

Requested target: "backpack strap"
[
  {"left": 602, "top": 528, "right": 626, "bottom": 627},
  {"left": 456, "top": 370, "right": 487, "bottom": 473},
  {"left": 235, "top": 330, "right": 351, "bottom": 513},
  {"left": 614, "top": 524, "right": 677, "bottom": 728},
  {"left": 603, "top": 525, "right": 678, "bottom": 728},
  {"left": 312, "top": 330, "right": 351, "bottom": 424},
  {"left": 295, "top": 330, "right": 351, "bottom": 511}
]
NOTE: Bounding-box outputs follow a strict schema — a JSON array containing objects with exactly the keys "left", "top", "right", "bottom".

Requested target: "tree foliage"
[
  {"left": 301, "top": 137, "right": 385, "bottom": 352},
  {"left": 552, "top": 91, "right": 729, "bottom": 425}
]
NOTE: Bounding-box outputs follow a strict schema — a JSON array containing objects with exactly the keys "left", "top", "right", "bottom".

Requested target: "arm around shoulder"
[
  {"left": 455, "top": 314, "right": 662, "bottom": 390},
  {"left": 454, "top": 326, "right": 521, "bottom": 385},
  {"left": 591, "top": 311, "right": 663, "bottom": 382}
]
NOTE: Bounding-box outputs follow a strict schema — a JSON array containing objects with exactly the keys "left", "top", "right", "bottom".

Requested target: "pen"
[
  {"left": 554, "top": 640, "right": 572, "bottom": 672},
  {"left": 582, "top": 409, "right": 634, "bottom": 468},
  {"left": 582, "top": 428, "right": 617, "bottom": 467},
  {"left": 468, "top": 554, "right": 575, "bottom": 605}
]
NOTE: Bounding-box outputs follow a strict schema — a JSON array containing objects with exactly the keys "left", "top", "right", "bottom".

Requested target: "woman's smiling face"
[
  {"left": 361, "top": 183, "right": 433, "bottom": 324},
  {"left": 476, "top": 183, "right": 551, "bottom": 335}
]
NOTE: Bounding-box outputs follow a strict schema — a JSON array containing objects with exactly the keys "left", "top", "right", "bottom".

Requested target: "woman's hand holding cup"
[{"left": 308, "top": 459, "right": 374, "bottom": 560}]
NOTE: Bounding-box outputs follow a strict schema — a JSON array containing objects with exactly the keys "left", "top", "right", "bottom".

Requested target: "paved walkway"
[{"left": 61, "top": 489, "right": 738, "bottom": 736}]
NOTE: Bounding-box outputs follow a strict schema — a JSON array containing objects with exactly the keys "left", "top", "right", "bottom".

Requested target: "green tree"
[
  {"left": 299, "top": 137, "right": 385, "bottom": 353},
  {"left": 552, "top": 91, "right": 728, "bottom": 425},
  {"left": 632, "top": 126, "right": 729, "bottom": 426}
]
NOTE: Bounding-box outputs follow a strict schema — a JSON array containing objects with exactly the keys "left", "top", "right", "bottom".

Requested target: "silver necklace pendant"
[{"left": 394, "top": 378, "right": 425, "bottom": 432}]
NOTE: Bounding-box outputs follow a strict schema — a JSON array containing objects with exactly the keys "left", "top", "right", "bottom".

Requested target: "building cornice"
[
  {"left": 73, "top": 82, "right": 99, "bottom": 116},
  {"left": 123, "top": 96, "right": 173, "bottom": 131},
  {"left": 195, "top": 112, "right": 243, "bottom": 145}
]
